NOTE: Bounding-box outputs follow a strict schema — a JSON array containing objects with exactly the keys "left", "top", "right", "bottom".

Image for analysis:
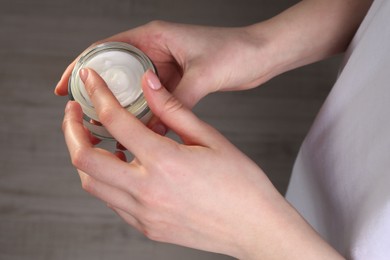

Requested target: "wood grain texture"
[{"left": 0, "top": 0, "right": 340, "bottom": 259}]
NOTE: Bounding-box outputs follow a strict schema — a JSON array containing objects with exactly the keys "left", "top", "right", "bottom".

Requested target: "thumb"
[
  {"left": 171, "top": 69, "right": 210, "bottom": 109},
  {"left": 142, "top": 70, "right": 221, "bottom": 146},
  {"left": 146, "top": 68, "right": 212, "bottom": 136}
]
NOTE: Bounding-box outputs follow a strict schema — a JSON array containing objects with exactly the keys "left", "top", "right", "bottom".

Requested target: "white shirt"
[{"left": 286, "top": 0, "right": 390, "bottom": 258}]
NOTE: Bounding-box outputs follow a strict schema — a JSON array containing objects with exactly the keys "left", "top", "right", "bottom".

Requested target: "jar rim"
[{"left": 68, "top": 42, "right": 155, "bottom": 140}]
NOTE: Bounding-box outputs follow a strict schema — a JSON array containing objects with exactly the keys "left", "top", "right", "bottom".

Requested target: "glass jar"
[{"left": 68, "top": 42, "right": 155, "bottom": 140}]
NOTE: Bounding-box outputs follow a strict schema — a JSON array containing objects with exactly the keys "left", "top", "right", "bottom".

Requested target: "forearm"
[
  {"left": 230, "top": 185, "right": 344, "bottom": 260},
  {"left": 241, "top": 202, "right": 344, "bottom": 259},
  {"left": 245, "top": 0, "right": 373, "bottom": 84}
]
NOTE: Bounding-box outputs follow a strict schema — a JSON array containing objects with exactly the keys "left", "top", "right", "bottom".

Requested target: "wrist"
[
  {"left": 209, "top": 168, "right": 343, "bottom": 260},
  {"left": 243, "top": 18, "right": 318, "bottom": 84},
  {"left": 241, "top": 22, "right": 290, "bottom": 87},
  {"left": 244, "top": 0, "right": 373, "bottom": 84},
  {"left": 234, "top": 193, "right": 344, "bottom": 260}
]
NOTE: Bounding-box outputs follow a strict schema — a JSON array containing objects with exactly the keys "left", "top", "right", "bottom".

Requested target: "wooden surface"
[{"left": 0, "top": 0, "right": 341, "bottom": 259}]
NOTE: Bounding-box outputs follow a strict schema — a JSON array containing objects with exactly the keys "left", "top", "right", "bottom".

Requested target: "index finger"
[
  {"left": 63, "top": 101, "right": 142, "bottom": 192},
  {"left": 80, "top": 68, "right": 166, "bottom": 161}
]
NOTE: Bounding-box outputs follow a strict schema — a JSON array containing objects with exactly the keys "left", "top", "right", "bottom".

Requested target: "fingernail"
[
  {"left": 54, "top": 77, "right": 63, "bottom": 95},
  {"left": 79, "top": 68, "right": 89, "bottom": 82},
  {"left": 146, "top": 70, "right": 161, "bottom": 90},
  {"left": 114, "top": 151, "right": 127, "bottom": 162},
  {"left": 152, "top": 123, "right": 167, "bottom": 136},
  {"left": 116, "top": 142, "right": 127, "bottom": 151}
]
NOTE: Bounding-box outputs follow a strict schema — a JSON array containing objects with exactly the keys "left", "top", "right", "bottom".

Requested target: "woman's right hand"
[
  {"left": 55, "top": 21, "right": 275, "bottom": 109},
  {"left": 56, "top": 0, "right": 373, "bottom": 109}
]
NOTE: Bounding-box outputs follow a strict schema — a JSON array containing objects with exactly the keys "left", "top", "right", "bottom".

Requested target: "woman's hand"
[
  {"left": 55, "top": 21, "right": 274, "bottom": 108},
  {"left": 62, "top": 68, "right": 342, "bottom": 259},
  {"left": 62, "top": 68, "right": 271, "bottom": 258}
]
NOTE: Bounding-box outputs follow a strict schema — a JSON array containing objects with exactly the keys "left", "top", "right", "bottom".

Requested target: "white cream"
[{"left": 79, "top": 50, "right": 144, "bottom": 107}]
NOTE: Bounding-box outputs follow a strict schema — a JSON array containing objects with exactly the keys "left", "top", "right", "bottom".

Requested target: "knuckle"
[
  {"left": 85, "top": 82, "right": 99, "bottom": 98},
  {"left": 138, "top": 182, "right": 169, "bottom": 211},
  {"left": 161, "top": 96, "right": 183, "bottom": 118},
  {"left": 139, "top": 185, "right": 159, "bottom": 207},
  {"left": 153, "top": 154, "right": 178, "bottom": 175},
  {"left": 81, "top": 175, "right": 95, "bottom": 194},
  {"left": 143, "top": 228, "right": 163, "bottom": 242},
  {"left": 144, "top": 21, "right": 172, "bottom": 46},
  {"left": 147, "top": 20, "right": 168, "bottom": 30},
  {"left": 89, "top": 40, "right": 103, "bottom": 49},
  {"left": 98, "top": 107, "right": 116, "bottom": 126},
  {"left": 71, "top": 147, "right": 90, "bottom": 170},
  {"left": 142, "top": 211, "right": 158, "bottom": 227},
  {"left": 140, "top": 214, "right": 165, "bottom": 242}
]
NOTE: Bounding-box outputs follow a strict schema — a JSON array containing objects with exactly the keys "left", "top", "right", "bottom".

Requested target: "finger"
[
  {"left": 142, "top": 70, "right": 224, "bottom": 147},
  {"left": 171, "top": 69, "right": 209, "bottom": 109},
  {"left": 79, "top": 68, "right": 164, "bottom": 160},
  {"left": 116, "top": 142, "right": 127, "bottom": 151},
  {"left": 83, "top": 125, "right": 102, "bottom": 146},
  {"left": 63, "top": 101, "right": 93, "bottom": 149},
  {"left": 147, "top": 116, "right": 168, "bottom": 136},
  {"left": 111, "top": 206, "right": 144, "bottom": 234},
  {"left": 114, "top": 150, "right": 127, "bottom": 162},
  {"left": 78, "top": 171, "right": 139, "bottom": 216},
  {"left": 55, "top": 40, "right": 112, "bottom": 96},
  {"left": 63, "top": 101, "right": 141, "bottom": 191},
  {"left": 55, "top": 59, "right": 77, "bottom": 96},
  {"left": 146, "top": 70, "right": 208, "bottom": 136}
]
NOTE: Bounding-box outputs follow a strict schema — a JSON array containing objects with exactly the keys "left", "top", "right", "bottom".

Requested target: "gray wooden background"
[{"left": 0, "top": 0, "right": 341, "bottom": 259}]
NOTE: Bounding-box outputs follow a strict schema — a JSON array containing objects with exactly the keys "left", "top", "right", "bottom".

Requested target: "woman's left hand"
[{"left": 62, "top": 68, "right": 338, "bottom": 259}]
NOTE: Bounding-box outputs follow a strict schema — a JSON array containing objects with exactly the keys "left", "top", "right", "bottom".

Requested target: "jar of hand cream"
[{"left": 68, "top": 42, "right": 155, "bottom": 140}]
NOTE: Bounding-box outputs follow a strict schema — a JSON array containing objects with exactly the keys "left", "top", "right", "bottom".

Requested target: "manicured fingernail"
[
  {"left": 79, "top": 68, "right": 89, "bottom": 82},
  {"left": 146, "top": 70, "right": 161, "bottom": 90},
  {"left": 116, "top": 142, "right": 127, "bottom": 151},
  {"left": 114, "top": 150, "right": 127, "bottom": 162},
  {"left": 152, "top": 123, "right": 167, "bottom": 136}
]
